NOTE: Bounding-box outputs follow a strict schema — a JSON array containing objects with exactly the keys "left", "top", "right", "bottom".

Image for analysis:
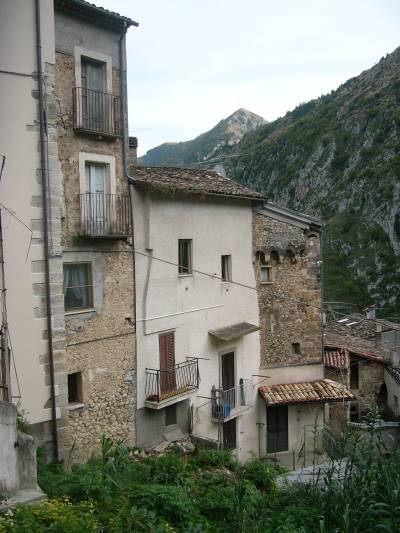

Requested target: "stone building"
[
  {"left": 324, "top": 313, "right": 400, "bottom": 431},
  {"left": 253, "top": 204, "right": 353, "bottom": 467},
  {"left": 0, "top": 0, "right": 138, "bottom": 462}
]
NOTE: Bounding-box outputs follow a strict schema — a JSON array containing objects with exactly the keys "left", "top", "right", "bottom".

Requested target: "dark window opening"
[
  {"left": 68, "top": 372, "right": 83, "bottom": 404},
  {"left": 267, "top": 405, "right": 288, "bottom": 453},
  {"left": 270, "top": 251, "right": 280, "bottom": 265},
  {"left": 292, "top": 343, "right": 301, "bottom": 358},
  {"left": 221, "top": 254, "right": 232, "bottom": 282},
  {"left": 178, "top": 239, "right": 192, "bottom": 274},
  {"left": 350, "top": 359, "right": 359, "bottom": 389},
  {"left": 260, "top": 265, "right": 272, "bottom": 283},
  {"left": 223, "top": 418, "right": 236, "bottom": 449},
  {"left": 350, "top": 401, "right": 358, "bottom": 422},
  {"left": 63, "top": 263, "right": 93, "bottom": 312},
  {"left": 165, "top": 404, "right": 177, "bottom": 426}
]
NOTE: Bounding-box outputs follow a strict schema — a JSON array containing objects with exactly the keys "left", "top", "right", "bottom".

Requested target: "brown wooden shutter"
[{"left": 159, "top": 333, "right": 176, "bottom": 395}]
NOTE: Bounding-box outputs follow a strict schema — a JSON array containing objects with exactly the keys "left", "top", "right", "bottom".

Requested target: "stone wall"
[
  {"left": 357, "top": 359, "right": 385, "bottom": 415},
  {"left": 252, "top": 212, "right": 322, "bottom": 368},
  {"left": 53, "top": 46, "right": 136, "bottom": 462}
]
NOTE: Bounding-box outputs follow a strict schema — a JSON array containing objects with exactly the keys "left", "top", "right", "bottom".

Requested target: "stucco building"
[{"left": 0, "top": 0, "right": 138, "bottom": 462}]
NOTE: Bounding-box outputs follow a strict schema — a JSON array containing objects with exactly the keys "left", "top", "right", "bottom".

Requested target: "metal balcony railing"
[
  {"left": 73, "top": 87, "right": 121, "bottom": 137},
  {"left": 79, "top": 193, "right": 131, "bottom": 238},
  {"left": 145, "top": 360, "right": 200, "bottom": 403},
  {"left": 211, "top": 379, "right": 253, "bottom": 422}
]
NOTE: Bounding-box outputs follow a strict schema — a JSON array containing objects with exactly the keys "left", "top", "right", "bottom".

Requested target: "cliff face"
[
  {"left": 138, "top": 108, "right": 266, "bottom": 167},
  {"left": 227, "top": 47, "right": 400, "bottom": 317}
]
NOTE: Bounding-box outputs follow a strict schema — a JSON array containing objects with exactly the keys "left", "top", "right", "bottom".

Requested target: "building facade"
[{"left": 0, "top": 0, "right": 138, "bottom": 462}]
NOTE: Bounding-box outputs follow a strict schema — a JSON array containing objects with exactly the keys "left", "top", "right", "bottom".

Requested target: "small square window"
[
  {"left": 63, "top": 263, "right": 94, "bottom": 312},
  {"left": 292, "top": 343, "right": 301, "bottom": 357},
  {"left": 178, "top": 239, "right": 192, "bottom": 275},
  {"left": 165, "top": 404, "right": 177, "bottom": 426},
  {"left": 221, "top": 255, "right": 232, "bottom": 282},
  {"left": 260, "top": 265, "right": 272, "bottom": 284},
  {"left": 68, "top": 372, "right": 83, "bottom": 404}
]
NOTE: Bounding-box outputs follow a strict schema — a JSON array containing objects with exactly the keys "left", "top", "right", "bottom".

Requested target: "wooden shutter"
[
  {"left": 159, "top": 333, "right": 176, "bottom": 395},
  {"left": 267, "top": 405, "right": 288, "bottom": 453}
]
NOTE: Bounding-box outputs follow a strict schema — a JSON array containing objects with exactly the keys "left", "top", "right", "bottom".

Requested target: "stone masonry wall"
[
  {"left": 357, "top": 359, "right": 385, "bottom": 415},
  {"left": 253, "top": 213, "right": 322, "bottom": 368},
  {"left": 54, "top": 50, "right": 136, "bottom": 463}
]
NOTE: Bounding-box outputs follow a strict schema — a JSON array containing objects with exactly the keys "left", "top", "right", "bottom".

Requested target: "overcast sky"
[{"left": 99, "top": 0, "right": 400, "bottom": 156}]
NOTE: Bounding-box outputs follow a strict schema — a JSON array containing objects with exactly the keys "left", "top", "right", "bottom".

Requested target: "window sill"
[
  {"left": 221, "top": 280, "right": 232, "bottom": 284},
  {"left": 260, "top": 281, "right": 273, "bottom": 285},
  {"left": 65, "top": 308, "right": 96, "bottom": 317},
  {"left": 68, "top": 402, "right": 85, "bottom": 411},
  {"left": 178, "top": 274, "right": 193, "bottom": 278}
]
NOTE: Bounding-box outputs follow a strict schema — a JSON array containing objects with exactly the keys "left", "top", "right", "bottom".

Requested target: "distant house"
[{"left": 324, "top": 313, "right": 400, "bottom": 432}]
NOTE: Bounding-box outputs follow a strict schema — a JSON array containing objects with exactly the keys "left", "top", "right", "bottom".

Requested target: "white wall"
[
  {"left": 0, "top": 0, "right": 55, "bottom": 424},
  {"left": 132, "top": 189, "right": 260, "bottom": 456}
]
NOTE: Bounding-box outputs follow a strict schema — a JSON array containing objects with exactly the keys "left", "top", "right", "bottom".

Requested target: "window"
[
  {"left": 350, "top": 359, "right": 359, "bottom": 389},
  {"left": 260, "top": 265, "right": 272, "bottom": 284},
  {"left": 394, "top": 395, "right": 399, "bottom": 415},
  {"left": 267, "top": 405, "right": 288, "bottom": 453},
  {"left": 165, "top": 404, "right": 177, "bottom": 426},
  {"left": 350, "top": 401, "right": 358, "bottom": 421},
  {"left": 68, "top": 372, "right": 83, "bottom": 404},
  {"left": 292, "top": 343, "right": 301, "bottom": 358},
  {"left": 81, "top": 58, "right": 105, "bottom": 92},
  {"left": 223, "top": 418, "right": 237, "bottom": 449},
  {"left": 178, "top": 239, "right": 192, "bottom": 275},
  {"left": 63, "top": 263, "right": 93, "bottom": 312},
  {"left": 221, "top": 255, "right": 232, "bottom": 282}
]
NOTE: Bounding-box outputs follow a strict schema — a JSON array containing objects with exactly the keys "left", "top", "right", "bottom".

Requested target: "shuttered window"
[
  {"left": 159, "top": 333, "right": 176, "bottom": 394},
  {"left": 267, "top": 405, "right": 288, "bottom": 453}
]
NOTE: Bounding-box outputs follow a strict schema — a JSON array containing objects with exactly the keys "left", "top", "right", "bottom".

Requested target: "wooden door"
[
  {"left": 159, "top": 333, "right": 176, "bottom": 397},
  {"left": 267, "top": 405, "right": 288, "bottom": 453}
]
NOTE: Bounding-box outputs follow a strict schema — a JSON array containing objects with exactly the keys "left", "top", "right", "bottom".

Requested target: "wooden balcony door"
[{"left": 159, "top": 333, "right": 176, "bottom": 397}]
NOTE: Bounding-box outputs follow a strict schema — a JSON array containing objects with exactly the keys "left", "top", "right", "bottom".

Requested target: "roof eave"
[{"left": 54, "top": 0, "right": 139, "bottom": 30}]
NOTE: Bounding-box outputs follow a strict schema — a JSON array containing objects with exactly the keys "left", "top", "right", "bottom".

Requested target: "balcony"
[
  {"left": 73, "top": 87, "right": 121, "bottom": 138},
  {"left": 145, "top": 359, "right": 200, "bottom": 409},
  {"left": 79, "top": 193, "right": 131, "bottom": 238},
  {"left": 211, "top": 379, "right": 253, "bottom": 422}
]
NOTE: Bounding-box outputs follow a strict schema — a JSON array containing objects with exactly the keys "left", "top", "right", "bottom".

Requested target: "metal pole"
[{"left": 0, "top": 209, "right": 11, "bottom": 401}]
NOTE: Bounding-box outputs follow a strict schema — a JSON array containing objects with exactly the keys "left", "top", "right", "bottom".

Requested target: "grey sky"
[{"left": 99, "top": 0, "right": 400, "bottom": 156}]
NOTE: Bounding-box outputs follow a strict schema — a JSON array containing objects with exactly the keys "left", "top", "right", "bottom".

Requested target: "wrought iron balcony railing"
[
  {"left": 79, "top": 193, "right": 131, "bottom": 238},
  {"left": 73, "top": 87, "right": 121, "bottom": 137},
  {"left": 145, "top": 359, "right": 200, "bottom": 405},
  {"left": 211, "top": 379, "right": 253, "bottom": 422}
]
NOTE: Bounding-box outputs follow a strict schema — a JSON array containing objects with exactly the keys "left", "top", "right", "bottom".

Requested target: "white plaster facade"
[
  {"left": 0, "top": 0, "right": 59, "bottom": 427},
  {"left": 132, "top": 188, "right": 261, "bottom": 461}
]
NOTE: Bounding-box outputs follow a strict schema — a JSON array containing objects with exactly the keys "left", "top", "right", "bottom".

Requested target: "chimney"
[{"left": 128, "top": 136, "right": 138, "bottom": 166}]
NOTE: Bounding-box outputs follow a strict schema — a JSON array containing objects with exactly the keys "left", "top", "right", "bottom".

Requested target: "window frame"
[
  {"left": 260, "top": 264, "right": 273, "bottom": 284},
  {"left": 178, "top": 239, "right": 193, "bottom": 276},
  {"left": 267, "top": 405, "right": 289, "bottom": 454},
  {"left": 68, "top": 372, "right": 83, "bottom": 405},
  {"left": 63, "top": 262, "right": 94, "bottom": 314},
  {"left": 221, "top": 254, "right": 232, "bottom": 282},
  {"left": 74, "top": 46, "right": 112, "bottom": 93}
]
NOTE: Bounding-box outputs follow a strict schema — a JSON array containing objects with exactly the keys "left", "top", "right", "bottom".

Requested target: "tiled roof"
[
  {"left": 131, "top": 166, "right": 265, "bottom": 200},
  {"left": 324, "top": 331, "right": 386, "bottom": 364},
  {"left": 326, "top": 314, "right": 399, "bottom": 340},
  {"left": 209, "top": 322, "right": 259, "bottom": 342},
  {"left": 259, "top": 379, "right": 354, "bottom": 406},
  {"left": 324, "top": 347, "right": 349, "bottom": 369},
  {"left": 54, "top": 0, "right": 138, "bottom": 29},
  {"left": 385, "top": 366, "right": 400, "bottom": 385}
]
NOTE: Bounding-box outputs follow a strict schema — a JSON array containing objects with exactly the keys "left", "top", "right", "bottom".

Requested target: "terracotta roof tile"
[
  {"left": 259, "top": 379, "right": 354, "bottom": 406},
  {"left": 131, "top": 166, "right": 265, "bottom": 200},
  {"left": 324, "top": 347, "right": 349, "bottom": 369}
]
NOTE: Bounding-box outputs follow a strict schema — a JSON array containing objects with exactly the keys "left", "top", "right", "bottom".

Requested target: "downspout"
[
  {"left": 119, "top": 24, "right": 139, "bottom": 435},
  {"left": 320, "top": 228, "right": 325, "bottom": 371},
  {"left": 35, "top": 0, "right": 58, "bottom": 460}
]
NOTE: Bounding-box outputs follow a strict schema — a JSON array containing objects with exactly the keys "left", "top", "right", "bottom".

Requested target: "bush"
[
  {"left": 0, "top": 498, "right": 98, "bottom": 533},
  {"left": 240, "top": 459, "right": 277, "bottom": 492}
]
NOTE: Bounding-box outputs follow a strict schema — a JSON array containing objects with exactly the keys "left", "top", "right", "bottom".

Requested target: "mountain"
[
  {"left": 138, "top": 108, "right": 266, "bottom": 167},
  {"left": 225, "top": 47, "right": 400, "bottom": 318},
  {"left": 137, "top": 47, "right": 400, "bottom": 319}
]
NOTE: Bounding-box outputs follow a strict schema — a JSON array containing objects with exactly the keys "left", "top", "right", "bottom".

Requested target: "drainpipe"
[
  {"left": 320, "top": 228, "right": 324, "bottom": 373},
  {"left": 119, "top": 24, "right": 139, "bottom": 433},
  {"left": 35, "top": 0, "right": 59, "bottom": 460}
]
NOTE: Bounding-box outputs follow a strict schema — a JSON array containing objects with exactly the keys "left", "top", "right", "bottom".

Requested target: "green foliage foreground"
[{"left": 1, "top": 429, "right": 400, "bottom": 532}]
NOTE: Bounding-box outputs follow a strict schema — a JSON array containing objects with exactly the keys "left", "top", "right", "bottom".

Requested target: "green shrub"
[
  {"left": 189, "top": 448, "right": 236, "bottom": 470},
  {"left": 0, "top": 498, "right": 98, "bottom": 533},
  {"left": 240, "top": 459, "right": 277, "bottom": 492}
]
